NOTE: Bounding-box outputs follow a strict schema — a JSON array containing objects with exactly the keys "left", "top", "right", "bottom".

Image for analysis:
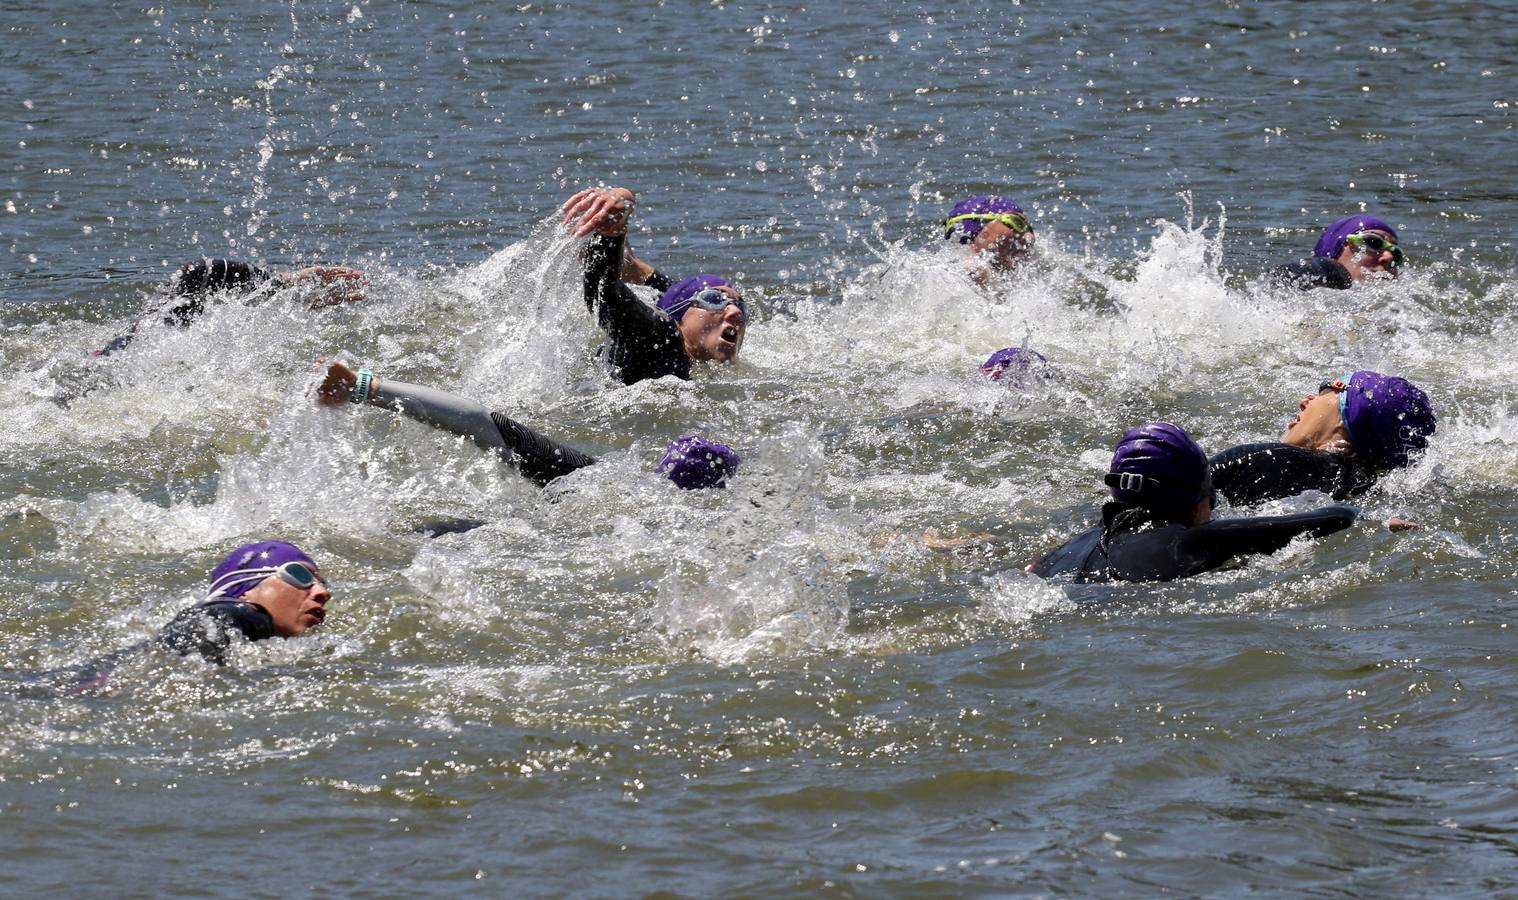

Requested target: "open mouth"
[{"left": 720, "top": 324, "right": 740, "bottom": 344}]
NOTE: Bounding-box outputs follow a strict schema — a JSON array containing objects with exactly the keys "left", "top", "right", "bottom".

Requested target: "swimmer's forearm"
[{"left": 368, "top": 378, "right": 507, "bottom": 452}]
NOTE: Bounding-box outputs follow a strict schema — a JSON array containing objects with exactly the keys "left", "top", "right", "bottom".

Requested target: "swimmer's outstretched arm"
[
  {"left": 1175, "top": 504, "right": 1358, "bottom": 570},
  {"left": 314, "top": 362, "right": 595, "bottom": 486}
]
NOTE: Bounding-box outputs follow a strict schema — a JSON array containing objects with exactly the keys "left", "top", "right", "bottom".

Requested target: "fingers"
[{"left": 562, "top": 187, "right": 634, "bottom": 237}]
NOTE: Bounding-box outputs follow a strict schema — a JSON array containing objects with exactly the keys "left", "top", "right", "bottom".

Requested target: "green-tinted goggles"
[
  {"left": 1345, "top": 232, "right": 1403, "bottom": 263},
  {"left": 943, "top": 212, "right": 1032, "bottom": 237}
]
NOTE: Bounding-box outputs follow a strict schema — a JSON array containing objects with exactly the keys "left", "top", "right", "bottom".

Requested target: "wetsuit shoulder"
[
  {"left": 1210, "top": 442, "right": 1368, "bottom": 505},
  {"left": 584, "top": 235, "right": 690, "bottom": 385},
  {"left": 1029, "top": 524, "right": 1109, "bottom": 581},
  {"left": 489, "top": 412, "right": 599, "bottom": 486},
  {"left": 155, "top": 599, "right": 275, "bottom": 664},
  {"left": 1271, "top": 256, "right": 1353, "bottom": 290}
]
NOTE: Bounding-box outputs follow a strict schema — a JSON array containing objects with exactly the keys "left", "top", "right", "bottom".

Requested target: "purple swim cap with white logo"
[
  {"left": 658, "top": 275, "right": 732, "bottom": 323},
  {"left": 945, "top": 196, "right": 1027, "bottom": 244},
  {"left": 206, "top": 540, "right": 316, "bottom": 601},
  {"left": 1105, "top": 422, "right": 1211, "bottom": 523},
  {"left": 1314, "top": 215, "right": 1397, "bottom": 261},
  {"left": 1338, "top": 370, "right": 1436, "bottom": 470},
  {"left": 658, "top": 435, "right": 741, "bottom": 490}
]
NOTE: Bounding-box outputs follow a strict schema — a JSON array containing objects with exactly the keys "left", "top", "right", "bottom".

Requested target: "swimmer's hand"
[
  {"left": 1387, "top": 517, "right": 1420, "bottom": 532},
  {"left": 312, "top": 359, "right": 360, "bottom": 406},
  {"left": 563, "top": 186, "right": 634, "bottom": 238},
  {"left": 286, "top": 265, "right": 368, "bottom": 306}
]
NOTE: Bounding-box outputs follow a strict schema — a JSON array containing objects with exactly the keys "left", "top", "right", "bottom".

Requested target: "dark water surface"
[{"left": 2, "top": 1, "right": 1516, "bottom": 895}]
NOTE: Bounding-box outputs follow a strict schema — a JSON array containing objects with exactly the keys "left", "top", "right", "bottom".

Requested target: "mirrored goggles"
[
  {"left": 205, "top": 561, "right": 324, "bottom": 600},
  {"left": 688, "top": 288, "right": 749, "bottom": 322},
  {"left": 1345, "top": 232, "right": 1403, "bottom": 263},
  {"left": 943, "top": 212, "right": 1032, "bottom": 237}
]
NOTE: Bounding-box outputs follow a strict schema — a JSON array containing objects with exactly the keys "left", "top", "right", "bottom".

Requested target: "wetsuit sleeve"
[
  {"left": 1271, "top": 256, "right": 1353, "bottom": 290},
  {"left": 488, "top": 412, "right": 597, "bottom": 485},
  {"left": 155, "top": 600, "right": 275, "bottom": 665},
  {"left": 1169, "top": 505, "right": 1358, "bottom": 576},
  {"left": 369, "top": 379, "right": 596, "bottom": 485},
  {"left": 584, "top": 234, "right": 690, "bottom": 384},
  {"left": 1210, "top": 442, "right": 1357, "bottom": 505},
  {"left": 370, "top": 378, "right": 511, "bottom": 453},
  {"left": 642, "top": 269, "right": 675, "bottom": 293}
]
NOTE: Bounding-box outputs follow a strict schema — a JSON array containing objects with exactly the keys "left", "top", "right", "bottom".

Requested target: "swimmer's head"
[
  {"left": 1104, "top": 422, "right": 1212, "bottom": 525},
  {"left": 660, "top": 276, "right": 747, "bottom": 364},
  {"left": 945, "top": 196, "right": 1035, "bottom": 272},
  {"left": 658, "top": 435, "right": 741, "bottom": 490},
  {"left": 980, "top": 347, "right": 1049, "bottom": 385},
  {"left": 1338, "top": 370, "right": 1436, "bottom": 470},
  {"left": 206, "top": 540, "right": 330, "bottom": 637},
  {"left": 1315, "top": 215, "right": 1401, "bottom": 280}
]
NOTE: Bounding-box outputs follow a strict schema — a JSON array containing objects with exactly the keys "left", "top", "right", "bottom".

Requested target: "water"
[{"left": 3, "top": 1, "right": 1517, "bottom": 894}]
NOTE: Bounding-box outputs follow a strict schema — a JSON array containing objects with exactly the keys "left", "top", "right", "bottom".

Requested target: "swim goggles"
[
  {"left": 943, "top": 211, "right": 1032, "bottom": 238},
  {"left": 1319, "top": 374, "right": 1358, "bottom": 444},
  {"left": 205, "top": 561, "right": 324, "bottom": 600},
  {"left": 1344, "top": 232, "right": 1403, "bottom": 263},
  {"left": 687, "top": 288, "right": 749, "bottom": 322}
]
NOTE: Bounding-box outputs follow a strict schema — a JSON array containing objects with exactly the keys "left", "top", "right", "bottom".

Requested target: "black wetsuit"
[
  {"left": 95, "top": 258, "right": 281, "bottom": 357},
  {"left": 1210, "top": 442, "right": 1376, "bottom": 506},
  {"left": 1030, "top": 502, "right": 1358, "bottom": 583},
  {"left": 583, "top": 234, "right": 689, "bottom": 384},
  {"left": 489, "top": 412, "right": 598, "bottom": 485},
  {"left": 154, "top": 599, "right": 276, "bottom": 665},
  {"left": 1272, "top": 256, "right": 1352, "bottom": 290}
]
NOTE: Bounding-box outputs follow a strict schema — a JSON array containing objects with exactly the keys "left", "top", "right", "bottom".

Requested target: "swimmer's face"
[
  {"left": 1335, "top": 229, "right": 1399, "bottom": 281},
  {"left": 970, "top": 220, "right": 1035, "bottom": 273},
  {"left": 679, "top": 285, "right": 746, "bottom": 364},
  {"left": 1283, "top": 384, "right": 1353, "bottom": 452},
  {"left": 245, "top": 567, "right": 331, "bottom": 637}
]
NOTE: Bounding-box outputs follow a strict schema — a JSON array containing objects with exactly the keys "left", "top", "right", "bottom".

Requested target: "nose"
[
  {"left": 309, "top": 583, "right": 332, "bottom": 604},
  {"left": 1299, "top": 394, "right": 1313, "bottom": 410},
  {"left": 724, "top": 303, "right": 746, "bottom": 325}
]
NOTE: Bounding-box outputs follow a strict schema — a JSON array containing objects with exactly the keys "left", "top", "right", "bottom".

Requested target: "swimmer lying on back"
[
  {"left": 1272, "top": 215, "right": 1402, "bottom": 290},
  {"left": 94, "top": 257, "right": 367, "bottom": 356},
  {"left": 1030, "top": 422, "right": 1356, "bottom": 583},
  {"left": 1210, "top": 370, "right": 1435, "bottom": 521},
  {"left": 564, "top": 187, "right": 749, "bottom": 385},
  {"left": 313, "top": 361, "right": 739, "bottom": 490}
]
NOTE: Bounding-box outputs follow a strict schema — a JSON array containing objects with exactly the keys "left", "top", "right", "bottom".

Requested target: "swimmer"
[
  {"left": 1030, "top": 422, "right": 1357, "bottom": 583},
  {"left": 313, "top": 360, "right": 740, "bottom": 490},
  {"left": 1210, "top": 370, "right": 1435, "bottom": 511},
  {"left": 563, "top": 187, "right": 748, "bottom": 385},
  {"left": 1273, "top": 215, "right": 1402, "bottom": 290},
  {"left": 980, "top": 346, "right": 1052, "bottom": 387},
  {"left": 944, "top": 195, "right": 1036, "bottom": 282},
  {"left": 152, "top": 540, "right": 331, "bottom": 666},
  {"left": 94, "top": 257, "right": 367, "bottom": 356}
]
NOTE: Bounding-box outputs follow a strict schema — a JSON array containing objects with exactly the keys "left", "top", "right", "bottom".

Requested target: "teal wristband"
[{"left": 351, "top": 368, "right": 374, "bottom": 404}]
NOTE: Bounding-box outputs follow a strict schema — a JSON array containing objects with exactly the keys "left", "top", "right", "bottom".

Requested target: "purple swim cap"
[
  {"left": 980, "top": 347, "right": 1049, "bottom": 384},
  {"left": 1337, "top": 370, "right": 1436, "bottom": 470},
  {"left": 658, "top": 435, "right": 741, "bottom": 490},
  {"left": 1314, "top": 215, "right": 1398, "bottom": 261},
  {"left": 206, "top": 540, "right": 317, "bottom": 601},
  {"left": 1104, "top": 422, "right": 1211, "bottom": 523},
  {"left": 658, "top": 275, "right": 732, "bottom": 323},
  {"left": 945, "top": 196, "right": 1027, "bottom": 244}
]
